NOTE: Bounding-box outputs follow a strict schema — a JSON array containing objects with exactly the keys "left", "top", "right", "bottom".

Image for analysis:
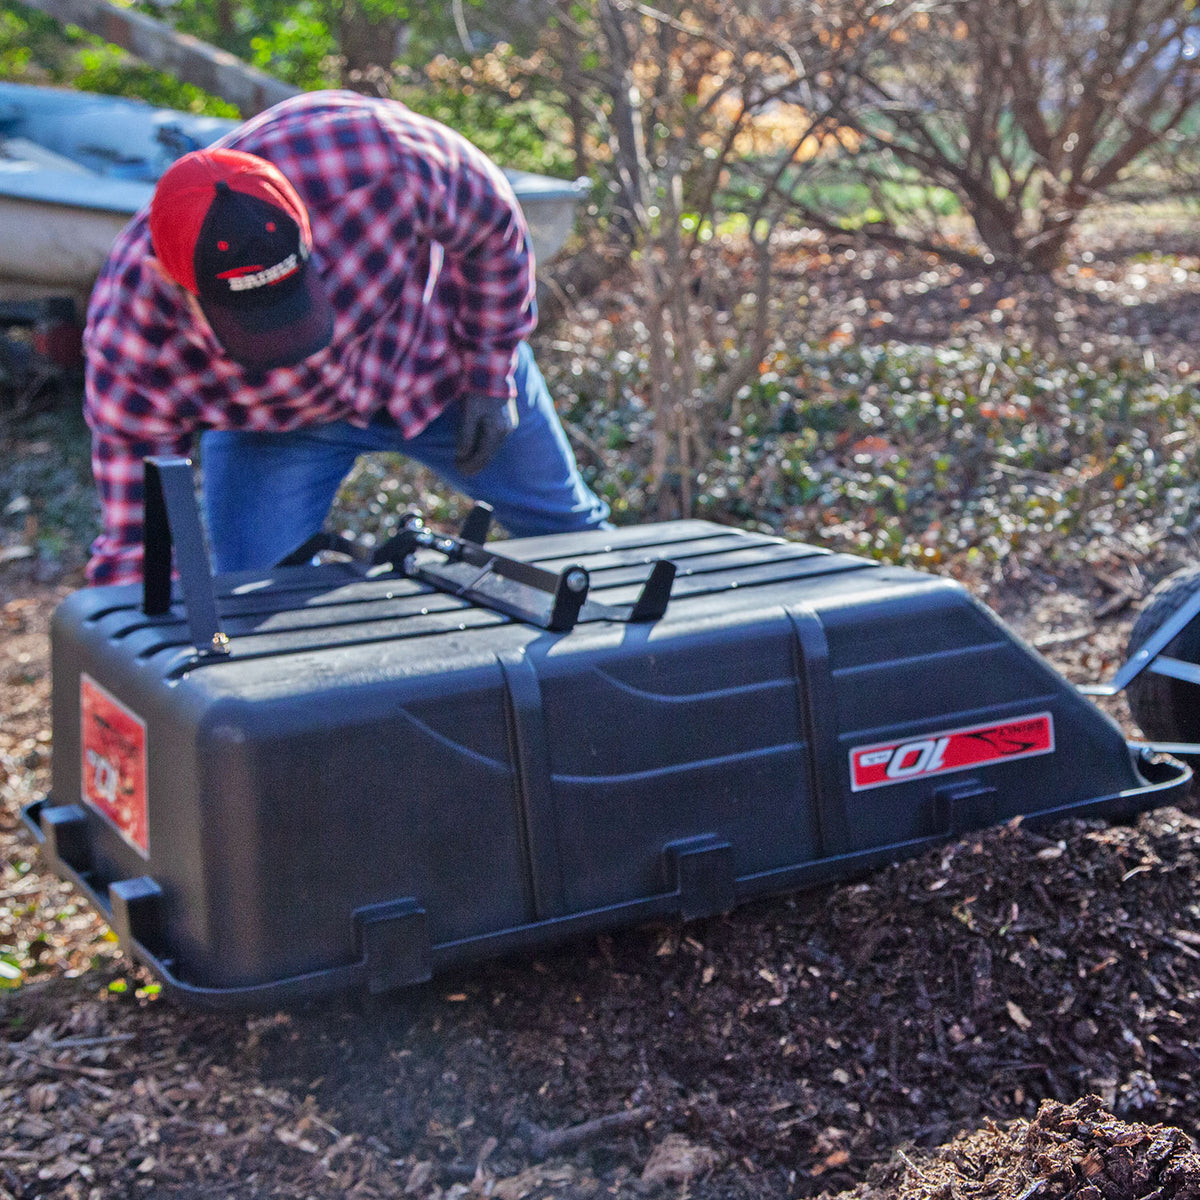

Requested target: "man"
[{"left": 83, "top": 89, "right": 609, "bottom": 586}]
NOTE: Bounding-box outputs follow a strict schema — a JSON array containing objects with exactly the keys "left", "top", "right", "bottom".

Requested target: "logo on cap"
[
  {"left": 194, "top": 181, "right": 308, "bottom": 310},
  {"left": 223, "top": 253, "right": 303, "bottom": 292}
]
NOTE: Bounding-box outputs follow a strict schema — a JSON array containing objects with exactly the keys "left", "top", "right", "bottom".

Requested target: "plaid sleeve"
[
  {"left": 396, "top": 112, "right": 538, "bottom": 401},
  {"left": 84, "top": 248, "right": 198, "bottom": 586},
  {"left": 86, "top": 427, "right": 191, "bottom": 586}
]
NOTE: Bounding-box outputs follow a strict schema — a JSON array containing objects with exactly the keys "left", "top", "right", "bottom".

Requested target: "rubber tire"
[{"left": 1126, "top": 565, "right": 1200, "bottom": 744}]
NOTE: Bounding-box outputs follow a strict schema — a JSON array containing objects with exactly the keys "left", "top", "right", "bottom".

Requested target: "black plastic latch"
[
  {"left": 355, "top": 898, "right": 432, "bottom": 993},
  {"left": 39, "top": 804, "right": 91, "bottom": 873},
  {"left": 110, "top": 876, "right": 168, "bottom": 959},
  {"left": 933, "top": 778, "right": 1000, "bottom": 837},
  {"left": 665, "top": 837, "right": 735, "bottom": 921}
]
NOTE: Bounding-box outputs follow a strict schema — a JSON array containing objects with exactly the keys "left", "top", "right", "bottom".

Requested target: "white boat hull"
[
  {"left": 0, "top": 197, "right": 135, "bottom": 301},
  {"left": 0, "top": 83, "right": 586, "bottom": 310}
]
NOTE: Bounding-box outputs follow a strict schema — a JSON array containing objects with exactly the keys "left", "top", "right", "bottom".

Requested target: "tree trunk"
[
  {"left": 335, "top": 1, "right": 403, "bottom": 84},
  {"left": 17, "top": 0, "right": 298, "bottom": 114}
]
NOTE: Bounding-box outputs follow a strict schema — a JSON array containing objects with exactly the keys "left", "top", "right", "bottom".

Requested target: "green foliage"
[
  {"left": 248, "top": 12, "right": 339, "bottom": 92},
  {"left": 1, "top": 0, "right": 572, "bottom": 168},
  {"left": 131, "top": 0, "right": 305, "bottom": 71},
  {"left": 780, "top": 175, "right": 962, "bottom": 229},
  {"left": 125, "top": 0, "right": 479, "bottom": 90},
  {"left": 396, "top": 76, "right": 576, "bottom": 176},
  {"left": 0, "top": 954, "right": 22, "bottom": 988},
  {"left": 536, "top": 327, "right": 1200, "bottom": 573},
  {"left": 0, "top": 0, "right": 241, "bottom": 113},
  {"left": 327, "top": 328, "right": 1200, "bottom": 581},
  {"left": 72, "top": 50, "right": 242, "bottom": 114},
  {"left": 0, "top": 1, "right": 95, "bottom": 82}
]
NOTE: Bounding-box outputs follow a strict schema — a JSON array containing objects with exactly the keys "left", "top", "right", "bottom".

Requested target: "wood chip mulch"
[{"left": 6, "top": 626, "right": 1200, "bottom": 1199}]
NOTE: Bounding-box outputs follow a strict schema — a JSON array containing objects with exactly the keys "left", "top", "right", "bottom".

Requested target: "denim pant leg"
[
  {"left": 402, "top": 342, "right": 611, "bottom": 537},
  {"left": 200, "top": 343, "right": 609, "bottom": 572},
  {"left": 199, "top": 421, "right": 393, "bottom": 573}
]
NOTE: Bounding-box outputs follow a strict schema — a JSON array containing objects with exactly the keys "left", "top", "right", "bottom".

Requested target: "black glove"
[{"left": 455, "top": 393, "right": 517, "bottom": 475}]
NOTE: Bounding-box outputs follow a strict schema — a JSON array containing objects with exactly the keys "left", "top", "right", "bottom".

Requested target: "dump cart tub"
[{"left": 23, "top": 514, "right": 1190, "bottom": 1009}]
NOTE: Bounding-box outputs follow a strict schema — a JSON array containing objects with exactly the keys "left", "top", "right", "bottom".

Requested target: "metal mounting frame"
[
  {"left": 373, "top": 506, "right": 676, "bottom": 633},
  {"left": 138, "top": 458, "right": 676, "bottom": 652}
]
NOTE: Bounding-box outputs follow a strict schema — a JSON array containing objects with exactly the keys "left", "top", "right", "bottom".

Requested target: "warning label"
[
  {"left": 850, "top": 712, "right": 1054, "bottom": 792},
  {"left": 81, "top": 674, "right": 148, "bottom": 855}
]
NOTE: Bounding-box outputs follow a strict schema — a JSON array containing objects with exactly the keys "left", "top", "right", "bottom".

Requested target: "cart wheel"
[{"left": 1126, "top": 565, "right": 1200, "bottom": 743}]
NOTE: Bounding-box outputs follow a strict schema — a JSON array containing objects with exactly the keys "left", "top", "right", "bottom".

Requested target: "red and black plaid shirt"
[{"left": 84, "top": 90, "right": 537, "bottom": 585}]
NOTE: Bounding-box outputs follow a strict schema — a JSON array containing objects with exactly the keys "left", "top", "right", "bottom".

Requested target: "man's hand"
[{"left": 455, "top": 393, "right": 518, "bottom": 475}]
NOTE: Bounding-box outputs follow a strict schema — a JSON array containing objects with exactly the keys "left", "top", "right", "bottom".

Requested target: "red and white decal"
[
  {"left": 81, "top": 674, "right": 149, "bottom": 855},
  {"left": 850, "top": 712, "right": 1054, "bottom": 792}
]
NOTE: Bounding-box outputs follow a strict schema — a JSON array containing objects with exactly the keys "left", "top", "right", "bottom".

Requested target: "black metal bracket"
[
  {"left": 275, "top": 530, "right": 374, "bottom": 567},
  {"left": 141, "top": 465, "right": 675, "bottom": 643},
  {"left": 142, "top": 456, "right": 230, "bottom": 656},
  {"left": 375, "top": 505, "right": 675, "bottom": 633}
]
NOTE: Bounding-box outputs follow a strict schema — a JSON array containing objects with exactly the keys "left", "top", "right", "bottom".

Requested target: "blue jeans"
[{"left": 200, "top": 343, "right": 611, "bottom": 573}]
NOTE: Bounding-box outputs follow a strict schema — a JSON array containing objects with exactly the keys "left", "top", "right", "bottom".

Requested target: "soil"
[{"left": 6, "top": 220, "right": 1200, "bottom": 1200}]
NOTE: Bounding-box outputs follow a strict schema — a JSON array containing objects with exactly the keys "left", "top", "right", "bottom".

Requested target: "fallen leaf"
[
  {"left": 405, "top": 1161, "right": 434, "bottom": 1194},
  {"left": 848, "top": 435, "right": 898, "bottom": 464},
  {"left": 1007, "top": 1000, "right": 1032, "bottom": 1031}
]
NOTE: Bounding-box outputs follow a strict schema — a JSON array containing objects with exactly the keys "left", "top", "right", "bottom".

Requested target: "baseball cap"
[{"left": 148, "top": 147, "right": 334, "bottom": 370}]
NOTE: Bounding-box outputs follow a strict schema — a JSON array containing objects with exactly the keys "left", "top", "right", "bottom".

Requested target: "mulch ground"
[{"left": 5, "top": 218, "right": 1200, "bottom": 1199}]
